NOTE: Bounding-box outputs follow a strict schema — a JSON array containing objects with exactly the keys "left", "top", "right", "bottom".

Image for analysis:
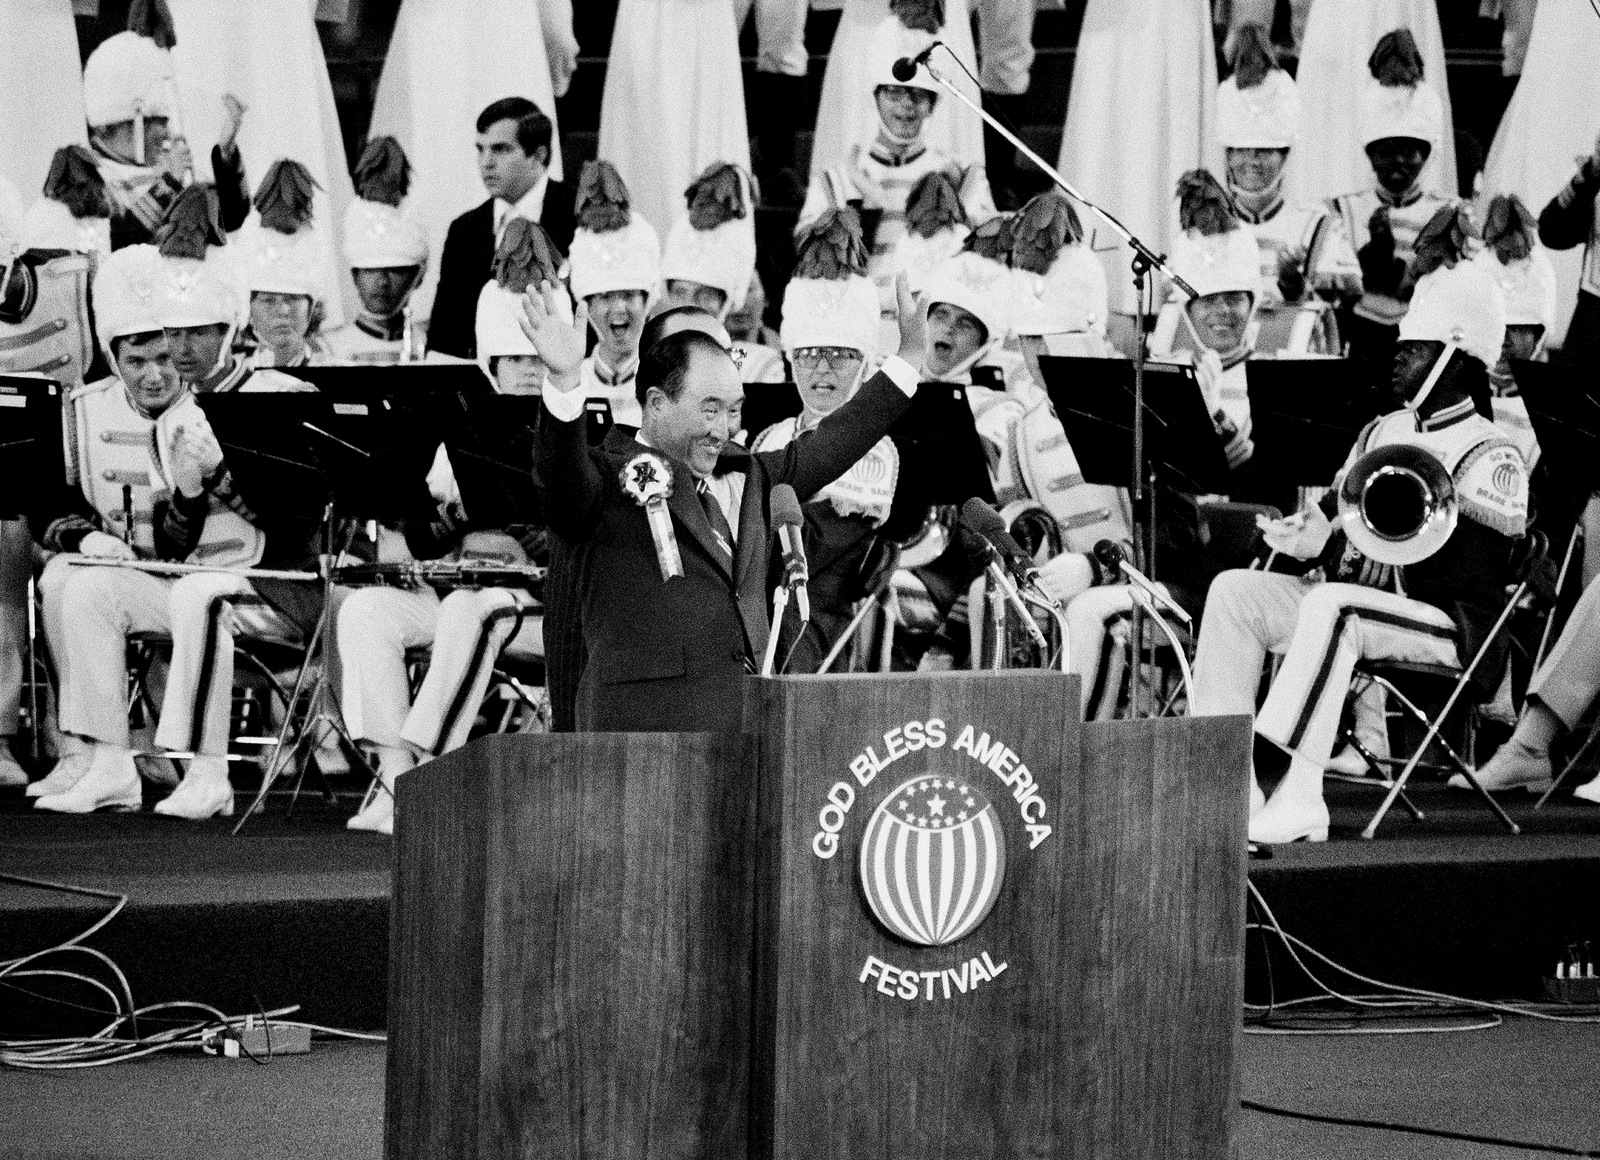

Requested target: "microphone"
[
  {"left": 960, "top": 498, "right": 1043, "bottom": 590},
  {"left": 891, "top": 41, "right": 942, "bottom": 83},
  {"left": 770, "top": 484, "right": 810, "bottom": 625},
  {"left": 960, "top": 498, "right": 1048, "bottom": 650},
  {"left": 1092, "top": 539, "right": 1191, "bottom": 625}
]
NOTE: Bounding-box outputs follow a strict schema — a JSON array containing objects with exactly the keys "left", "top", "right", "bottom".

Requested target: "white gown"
[
  {"left": 598, "top": 0, "right": 751, "bottom": 239},
  {"left": 168, "top": 0, "right": 357, "bottom": 327},
  {"left": 1056, "top": 0, "right": 1219, "bottom": 315},
  {"left": 369, "top": 0, "right": 568, "bottom": 323},
  {"left": 1287, "top": 0, "right": 1457, "bottom": 207},
  {"left": 809, "top": 0, "right": 984, "bottom": 184},
  {"left": 0, "top": 0, "right": 87, "bottom": 195},
  {"left": 1482, "top": 0, "right": 1600, "bottom": 349}
]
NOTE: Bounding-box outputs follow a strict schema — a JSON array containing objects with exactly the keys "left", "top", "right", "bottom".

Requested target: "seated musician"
[
  {"left": 336, "top": 222, "right": 562, "bottom": 835},
  {"left": 1211, "top": 24, "right": 1358, "bottom": 356},
  {"left": 153, "top": 187, "right": 261, "bottom": 395},
  {"left": 322, "top": 137, "right": 434, "bottom": 366},
  {"left": 748, "top": 211, "right": 899, "bottom": 673},
  {"left": 1190, "top": 258, "right": 1529, "bottom": 844},
  {"left": 32, "top": 251, "right": 323, "bottom": 818}
]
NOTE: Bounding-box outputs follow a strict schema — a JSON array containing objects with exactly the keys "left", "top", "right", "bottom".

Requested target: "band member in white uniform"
[
  {"left": 1329, "top": 30, "right": 1456, "bottom": 366},
  {"left": 1476, "top": 193, "right": 1558, "bottom": 469},
  {"left": 1191, "top": 258, "right": 1528, "bottom": 844},
  {"left": 154, "top": 186, "right": 256, "bottom": 396},
  {"left": 23, "top": 146, "right": 113, "bottom": 272},
  {"left": 1214, "top": 24, "right": 1358, "bottom": 356},
  {"left": 34, "top": 256, "right": 314, "bottom": 818},
  {"left": 659, "top": 162, "right": 782, "bottom": 385},
  {"left": 799, "top": 16, "right": 996, "bottom": 357},
  {"left": 234, "top": 186, "right": 331, "bottom": 370},
  {"left": 569, "top": 161, "right": 660, "bottom": 429},
  {"left": 337, "top": 222, "right": 561, "bottom": 836},
  {"left": 749, "top": 211, "right": 898, "bottom": 672},
  {"left": 322, "top": 138, "right": 433, "bottom": 366}
]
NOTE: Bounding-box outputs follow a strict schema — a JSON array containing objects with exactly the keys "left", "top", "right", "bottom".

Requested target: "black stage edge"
[{"left": 2, "top": 783, "right": 1598, "bottom": 1038}]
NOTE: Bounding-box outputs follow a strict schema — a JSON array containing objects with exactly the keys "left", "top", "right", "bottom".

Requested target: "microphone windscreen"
[
  {"left": 1092, "top": 538, "right": 1124, "bottom": 569},
  {"left": 960, "top": 497, "right": 1008, "bottom": 539},
  {"left": 891, "top": 56, "right": 917, "bottom": 83},
  {"left": 771, "top": 483, "right": 804, "bottom": 529}
]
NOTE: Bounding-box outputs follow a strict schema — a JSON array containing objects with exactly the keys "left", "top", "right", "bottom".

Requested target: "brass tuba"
[{"left": 1336, "top": 444, "right": 1458, "bottom": 566}]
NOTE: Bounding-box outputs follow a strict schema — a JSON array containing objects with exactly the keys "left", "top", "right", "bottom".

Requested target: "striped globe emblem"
[{"left": 858, "top": 775, "right": 1007, "bottom": 947}]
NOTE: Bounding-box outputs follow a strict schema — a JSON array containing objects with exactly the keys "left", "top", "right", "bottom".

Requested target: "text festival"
[{"left": 810, "top": 718, "right": 1052, "bottom": 859}]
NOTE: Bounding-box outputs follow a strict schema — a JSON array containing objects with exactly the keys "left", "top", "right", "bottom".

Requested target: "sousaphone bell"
[{"left": 1336, "top": 444, "right": 1458, "bottom": 567}]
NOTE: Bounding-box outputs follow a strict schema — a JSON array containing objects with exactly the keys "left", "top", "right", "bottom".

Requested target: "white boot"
[
  {"left": 34, "top": 744, "right": 142, "bottom": 813},
  {"left": 347, "top": 745, "right": 415, "bottom": 836},
  {"left": 152, "top": 755, "right": 234, "bottom": 820},
  {"left": 1248, "top": 759, "right": 1330, "bottom": 844},
  {"left": 25, "top": 750, "right": 94, "bottom": 798},
  {"left": 1573, "top": 773, "right": 1600, "bottom": 805}
]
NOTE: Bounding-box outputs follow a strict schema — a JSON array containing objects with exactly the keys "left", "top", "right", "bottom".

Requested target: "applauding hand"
[{"left": 892, "top": 271, "right": 926, "bottom": 369}]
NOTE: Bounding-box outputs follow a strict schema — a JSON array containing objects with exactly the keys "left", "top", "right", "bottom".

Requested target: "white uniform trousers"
[
  {"left": 1192, "top": 571, "right": 1459, "bottom": 771},
  {"left": 1064, "top": 582, "right": 1179, "bottom": 718},
  {"left": 55, "top": 563, "right": 174, "bottom": 747},
  {"left": 152, "top": 573, "right": 301, "bottom": 758},
  {"left": 733, "top": 0, "right": 809, "bottom": 76},
  {"left": 338, "top": 586, "right": 544, "bottom": 757}
]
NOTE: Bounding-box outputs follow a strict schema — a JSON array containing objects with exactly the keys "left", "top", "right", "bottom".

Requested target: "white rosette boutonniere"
[{"left": 620, "top": 451, "right": 684, "bottom": 580}]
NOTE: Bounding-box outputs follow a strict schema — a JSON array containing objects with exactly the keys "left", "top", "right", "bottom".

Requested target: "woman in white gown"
[
  {"left": 809, "top": 0, "right": 984, "bottom": 184},
  {"left": 1482, "top": 0, "right": 1600, "bottom": 350},
  {"left": 598, "top": 0, "right": 750, "bottom": 239},
  {"left": 1056, "top": 0, "right": 1219, "bottom": 318},
  {"left": 0, "top": 0, "right": 85, "bottom": 196},
  {"left": 1287, "top": 0, "right": 1457, "bottom": 206},
  {"left": 167, "top": 0, "right": 356, "bottom": 327},
  {"left": 369, "top": 0, "right": 572, "bottom": 322}
]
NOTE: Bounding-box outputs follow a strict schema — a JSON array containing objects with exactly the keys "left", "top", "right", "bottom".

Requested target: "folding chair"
[{"left": 1356, "top": 531, "right": 1553, "bottom": 839}]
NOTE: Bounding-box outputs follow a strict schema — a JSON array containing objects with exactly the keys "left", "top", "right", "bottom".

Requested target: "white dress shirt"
[{"left": 493, "top": 172, "right": 550, "bottom": 240}]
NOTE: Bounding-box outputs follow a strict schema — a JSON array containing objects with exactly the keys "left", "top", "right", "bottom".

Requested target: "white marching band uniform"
[
  {"left": 809, "top": 1, "right": 985, "bottom": 183},
  {"left": 569, "top": 195, "right": 661, "bottom": 428},
  {"left": 1192, "top": 259, "right": 1529, "bottom": 844}
]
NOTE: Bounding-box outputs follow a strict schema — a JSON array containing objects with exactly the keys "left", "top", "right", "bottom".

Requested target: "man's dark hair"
[
  {"left": 639, "top": 305, "right": 721, "bottom": 357},
  {"left": 475, "top": 97, "right": 553, "bottom": 163},
  {"left": 636, "top": 329, "right": 729, "bottom": 408},
  {"left": 110, "top": 330, "right": 165, "bottom": 361}
]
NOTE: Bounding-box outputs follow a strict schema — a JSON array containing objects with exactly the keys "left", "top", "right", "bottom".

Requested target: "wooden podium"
[{"left": 387, "top": 672, "right": 1250, "bottom": 1159}]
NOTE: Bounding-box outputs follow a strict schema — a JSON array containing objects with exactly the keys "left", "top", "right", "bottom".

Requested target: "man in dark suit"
[
  {"left": 523, "top": 277, "right": 926, "bottom": 733},
  {"left": 426, "top": 97, "right": 576, "bottom": 361}
]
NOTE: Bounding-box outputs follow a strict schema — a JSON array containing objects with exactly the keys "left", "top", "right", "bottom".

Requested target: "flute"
[{"left": 65, "top": 557, "right": 319, "bottom": 583}]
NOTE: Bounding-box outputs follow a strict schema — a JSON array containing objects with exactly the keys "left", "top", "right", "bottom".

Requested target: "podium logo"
[{"left": 859, "top": 776, "right": 1007, "bottom": 947}]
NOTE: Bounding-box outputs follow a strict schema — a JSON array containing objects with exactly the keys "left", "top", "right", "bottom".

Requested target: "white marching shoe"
[
  {"left": 1447, "top": 740, "right": 1552, "bottom": 794},
  {"left": 346, "top": 788, "right": 394, "bottom": 836},
  {"left": 152, "top": 756, "right": 234, "bottom": 820},
  {"left": 1, "top": 747, "right": 29, "bottom": 788},
  {"left": 34, "top": 746, "right": 142, "bottom": 813},
  {"left": 25, "top": 751, "right": 93, "bottom": 798},
  {"left": 1573, "top": 774, "right": 1600, "bottom": 805},
  {"left": 1248, "top": 793, "right": 1330, "bottom": 844}
]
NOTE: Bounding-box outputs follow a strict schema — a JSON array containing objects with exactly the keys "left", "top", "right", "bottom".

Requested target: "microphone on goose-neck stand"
[
  {"left": 762, "top": 484, "right": 810, "bottom": 677},
  {"left": 891, "top": 42, "right": 943, "bottom": 83}
]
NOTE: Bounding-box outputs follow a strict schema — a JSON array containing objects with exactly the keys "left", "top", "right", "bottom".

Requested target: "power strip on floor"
[{"left": 201, "top": 1018, "right": 311, "bottom": 1059}]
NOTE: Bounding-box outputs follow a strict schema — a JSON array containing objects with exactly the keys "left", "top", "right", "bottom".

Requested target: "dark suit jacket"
[
  {"left": 536, "top": 370, "right": 913, "bottom": 733},
  {"left": 426, "top": 180, "right": 577, "bottom": 360}
]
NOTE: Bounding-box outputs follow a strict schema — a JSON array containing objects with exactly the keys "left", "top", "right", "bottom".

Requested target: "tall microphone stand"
[{"left": 918, "top": 49, "right": 1197, "bottom": 716}]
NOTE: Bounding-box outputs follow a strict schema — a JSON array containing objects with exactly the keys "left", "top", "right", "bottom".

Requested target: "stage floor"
[
  {"left": 3, "top": 1022, "right": 1598, "bottom": 1160},
  {"left": 2, "top": 780, "right": 1598, "bottom": 1029}
]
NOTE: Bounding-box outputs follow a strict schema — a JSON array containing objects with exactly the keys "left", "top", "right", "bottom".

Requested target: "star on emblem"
[{"left": 927, "top": 794, "right": 947, "bottom": 817}]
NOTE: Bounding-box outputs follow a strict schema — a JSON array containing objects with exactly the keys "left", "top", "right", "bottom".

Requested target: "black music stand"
[
  {"left": 197, "top": 385, "right": 466, "bottom": 832},
  {"left": 1245, "top": 360, "right": 1387, "bottom": 490},
  {"left": 0, "top": 377, "right": 64, "bottom": 763},
  {"left": 883, "top": 381, "right": 995, "bottom": 541},
  {"left": 1039, "top": 356, "right": 1232, "bottom": 504},
  {"left": 1512, "top": 359, "right": 1600, "bottom": 523},
  {"left": 0, "top": 377, "right": 65, "bottom": 521}
]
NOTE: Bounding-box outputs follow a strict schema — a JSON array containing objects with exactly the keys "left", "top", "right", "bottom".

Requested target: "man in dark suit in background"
[
  {"left": 521, "top": 276, "right": 926, "bottom": 733},
  {"left": 425, "top": 97, "right": 576, "bottom": 361}
]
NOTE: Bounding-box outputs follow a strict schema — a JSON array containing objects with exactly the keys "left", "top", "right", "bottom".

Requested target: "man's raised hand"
[
  {"left": 518, "top": 281, "right": 587, "bottom": 392},
  {"left": 893, "top": 271, "right": 927, "bottom": 369}
]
